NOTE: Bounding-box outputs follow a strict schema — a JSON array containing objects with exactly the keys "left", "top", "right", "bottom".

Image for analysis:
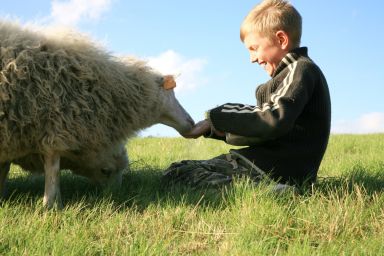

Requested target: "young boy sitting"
[{"left": 163, "top": 0, "right": 331, "bottom": 190}]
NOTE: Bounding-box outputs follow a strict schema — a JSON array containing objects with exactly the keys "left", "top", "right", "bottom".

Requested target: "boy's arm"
[
  {"left": 208, "top": 63, "right": 316, "bottom": 139},
  {"left": 225, "top": 133, "right": 265, "bottom": 146}
]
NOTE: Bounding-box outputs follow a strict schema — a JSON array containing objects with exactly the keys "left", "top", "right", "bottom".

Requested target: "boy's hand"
[
  {"left": 182, "top": 120, "right": 211, "bottom": 138},
  {"left": 182, "top": 120, "right": 225, "bottom": 139}
]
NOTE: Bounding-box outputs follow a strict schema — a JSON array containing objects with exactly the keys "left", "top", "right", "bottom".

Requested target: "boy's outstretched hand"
[
  {"left": 182, "top": 120, "right": 210, "bottom": 138},
  {"left": 182, "top": 119, "right": 225, "bottom": 139}
]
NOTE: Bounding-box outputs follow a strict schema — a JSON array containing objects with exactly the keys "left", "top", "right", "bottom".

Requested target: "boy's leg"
[{"left": 162, "top": 152, "right": 265, "bottom": 188}]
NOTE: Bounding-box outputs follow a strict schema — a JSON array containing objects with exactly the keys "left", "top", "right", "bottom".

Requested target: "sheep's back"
[{"left": 0, "top": 21, "right": 157, "bottom": 161}]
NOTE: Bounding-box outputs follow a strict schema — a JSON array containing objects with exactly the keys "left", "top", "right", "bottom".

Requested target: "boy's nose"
[
  {"left": 250, "top": 55, "right": 258, "bottom": 63},
  {"left": 250, "top": 53, "right": 258, "bottom": 63}
]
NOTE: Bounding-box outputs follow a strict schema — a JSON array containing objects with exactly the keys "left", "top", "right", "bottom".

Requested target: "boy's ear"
[{"left": 275, "top": 30, "right": 289, "bottom": 50}]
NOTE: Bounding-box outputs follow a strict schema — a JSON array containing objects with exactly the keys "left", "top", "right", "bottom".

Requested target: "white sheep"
[{"left": 0, "top": 21, "right": 194, "bottom": 208}]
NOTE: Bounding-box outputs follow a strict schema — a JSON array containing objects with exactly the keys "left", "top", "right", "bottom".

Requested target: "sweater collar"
[{"left": 272, "top": 47, "right": 308, "bottom": 77}]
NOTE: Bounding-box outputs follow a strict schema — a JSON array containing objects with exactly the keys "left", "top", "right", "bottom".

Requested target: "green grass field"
[{"left": 1, "top": 134, "right": 383, "bottom": 255}]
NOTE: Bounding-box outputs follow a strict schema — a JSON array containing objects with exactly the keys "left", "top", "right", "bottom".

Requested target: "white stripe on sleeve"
[{"left": 221, "top": 62, "right": 298, "bottom": 114}]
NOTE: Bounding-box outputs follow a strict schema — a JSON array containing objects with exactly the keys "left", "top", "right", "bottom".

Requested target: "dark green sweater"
[{"left": 208, "top": 47, "right": 331, "bottom": 186}]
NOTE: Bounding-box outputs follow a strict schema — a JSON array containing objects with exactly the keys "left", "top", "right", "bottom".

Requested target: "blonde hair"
[{"left": 240, "top": 0, "right": 302, "bottom": 48}]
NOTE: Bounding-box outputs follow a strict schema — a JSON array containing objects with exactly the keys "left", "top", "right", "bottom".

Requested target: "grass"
[{"left": 1, "top": 134, "right": 383, "bottom": 255}]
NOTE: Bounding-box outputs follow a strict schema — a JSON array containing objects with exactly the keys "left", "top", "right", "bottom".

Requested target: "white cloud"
[
  {"left": 332, "top": 112, "right": 384, "bottom": 134},
  {"left": 50, "top": 0, "right": 112, "bottom": 26},
  {"left": 146, "top": 50, "right": 207, "bottom": 93}
]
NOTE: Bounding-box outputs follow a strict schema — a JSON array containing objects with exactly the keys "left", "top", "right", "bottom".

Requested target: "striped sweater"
[{"left": 208, "top": 47, "right": 331, "bottom": 186}]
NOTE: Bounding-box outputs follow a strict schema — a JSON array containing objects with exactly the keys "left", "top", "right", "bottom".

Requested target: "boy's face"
[{"left": 244, "top": 32, "right": 289, "bottom": 77}]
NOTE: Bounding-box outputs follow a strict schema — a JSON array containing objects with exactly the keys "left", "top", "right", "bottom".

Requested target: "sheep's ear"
[{"left": 162, "top": 75, "right": 176, "bottom": 90}]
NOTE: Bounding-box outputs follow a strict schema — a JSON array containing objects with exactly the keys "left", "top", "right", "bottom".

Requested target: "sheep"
[{"left": 0, "top": 21, "right": 194, "bottom": 208}]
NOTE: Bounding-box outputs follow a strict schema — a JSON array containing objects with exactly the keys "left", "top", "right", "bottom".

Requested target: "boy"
[{"left": 163, "top": 0, "right": 331, "bottom": 189}]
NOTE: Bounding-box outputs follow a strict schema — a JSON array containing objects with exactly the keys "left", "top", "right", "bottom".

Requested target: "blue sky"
[{"left": 2, "top": 0, "right": 384, "bottom": 136}]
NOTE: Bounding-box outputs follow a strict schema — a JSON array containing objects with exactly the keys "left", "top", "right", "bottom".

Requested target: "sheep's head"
[
  {"left": 72, "top": 143, "right": 128, "bottom": 188},
  {"left": 158, "top": 75, "right": 195, "bottom": 136}
]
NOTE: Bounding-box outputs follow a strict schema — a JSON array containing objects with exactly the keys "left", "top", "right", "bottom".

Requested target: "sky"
[{"left": 1, "top": 0, "right": 383, "bottom": 136}]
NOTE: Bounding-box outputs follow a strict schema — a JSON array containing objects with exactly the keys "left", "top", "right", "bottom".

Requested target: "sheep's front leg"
[
  {"left": 43, "top": 152, "right": 62, "bottom": 209},
  {"left": 0, "top": 162, "right": 10, "bottom": 198}
]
